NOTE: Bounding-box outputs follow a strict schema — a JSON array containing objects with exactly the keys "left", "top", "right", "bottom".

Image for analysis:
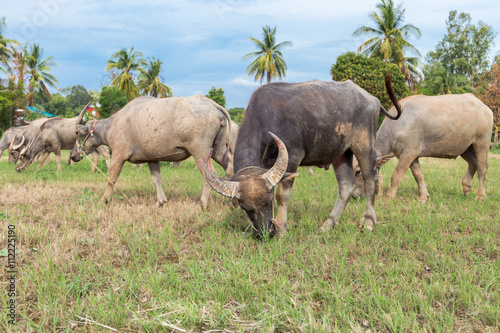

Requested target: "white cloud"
[{"left": 231, "top": 77, "right": 261, "bottom": 87}]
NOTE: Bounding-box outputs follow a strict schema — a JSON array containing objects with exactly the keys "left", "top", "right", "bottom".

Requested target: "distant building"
[
  {"left": 85, "top": 105, "right": 100, "bottom": 118},
  {"left": 13, "top": 109, "right": 26, "bottom": 126}
]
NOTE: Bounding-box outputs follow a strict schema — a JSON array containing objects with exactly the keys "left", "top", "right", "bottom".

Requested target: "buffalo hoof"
[
  {"left": 318, "top": 220, "right": 334, "bottom": 232},
  {"left": 276, "top": 228, "right": 287, "bottom": 238},
  {"left": 418, "top": 195, "right": 430, "bottom": 203},
  {"left": 318, "top": 225, "right": 330, "bottom": 233},
  {"left": 157, "top": 199, "right": 168, "bottom": 207},
  {"left": 358, "top": 217, "right": 374, "bottom": 231},
  {"left": 272, "top": 218, "right": 287, "bottom": 237}
]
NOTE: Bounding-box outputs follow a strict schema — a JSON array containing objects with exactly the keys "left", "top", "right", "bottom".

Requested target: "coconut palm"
[
  {"left": 138, "top": 58, "right": 173, "bottom": 98},
  {"left": 242, "top": 25, "right": 293, "bottom": 84},
  {"left": 0, "top": 17, "right": 19, "bottom": 75},
  {"left": 432, "top": 66, "right": 466, "bottom": 95},
  {"left": 353, "top": 0, "right": 421, "bottom": 88},
  {"left": 26, "top": 43, "right": 58, "bottom": 107},
  {"left": 6, "top": 44, "right": 28, "bottom": 108},
  {"left": 105, "top": 47, "right": 146, "bottom": 100}
]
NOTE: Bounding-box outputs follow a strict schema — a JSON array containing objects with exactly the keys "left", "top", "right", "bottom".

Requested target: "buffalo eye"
[{"left": 355, "top": 170, "right": 361, "bottom": 175}]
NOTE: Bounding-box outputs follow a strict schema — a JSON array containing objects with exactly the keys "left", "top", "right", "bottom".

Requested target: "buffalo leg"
[
  {"left": 96, "top": 145, "right": 111, "bottom": 169},
  {"left": 355, "top": 150, "right": 378, "bottom": 230},
  {"left": 36, "top": 151, "right": 51, "bottom": 170},
  {"left": 148, "top": 161, "right": 168, "bottom": 207},
  {"left": 319, "top": 152, "right": 359, "bottom": 231},
  {"left": 194, "top": 153, "right": 212, "bottom": 209},
  {"left": 409, "top": 159, "right": 430, "bottom": 202},
  {"left": 385, "top": 153, "right": 417, "bottom": 199},
  {"left": 275, "top": 176, "right": 296, "bottom": 236},
  {"left": 53, "top": 149, "right": 62, "bottom": 173},
  {"left": 101, "top": 159, "right": 125, "bottom": 204},
  {"left": 91, "top": 151, "right": 99, "bottom": 172},
  {"left": 472, "top": 143, "right": 488, "bottom": 201},
  {"left": 460, "top": 146, "right": 477, "bottom": 196}
]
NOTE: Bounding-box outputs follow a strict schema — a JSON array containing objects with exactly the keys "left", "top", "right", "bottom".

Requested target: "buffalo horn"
[
  {"left": 76, "top": 101, "right": 92, "bottom": 124},
  {"left": 262, "top": 132, "right": 288, "bottom": 188},
  {"left": 11, "top": 134, "right": 25, "bottom": 150},
  {"left": 204, "top": 149, "right": 239, "bottom": 198}
]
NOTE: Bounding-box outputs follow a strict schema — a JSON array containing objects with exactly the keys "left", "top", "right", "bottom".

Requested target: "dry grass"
[{"left": 0, "top": 152, "right": 499, "bottom": 332}]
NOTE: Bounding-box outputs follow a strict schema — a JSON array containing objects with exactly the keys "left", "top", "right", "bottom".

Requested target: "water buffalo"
[
  {"left": 0, "top": 126, "right": 27, "bottom": 161},
  {"left": 70, "top": 95, "right": 234, "bottom": 208},
  {"left": 8, "top": 117, "right": 51, "bottom": 163},
  {"left": 205, "top": 75, "right": 402, "bottom": 238},
  {"left": 353, "top": 94, "right": 493, "bottom": 202},
  {"left": 16, "top": 103, "right": 90, "bottom": 173}
]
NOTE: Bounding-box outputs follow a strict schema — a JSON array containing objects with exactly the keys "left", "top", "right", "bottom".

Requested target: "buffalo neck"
[
  {"left": 93, "top": 117, "right": 114, "bottom": 147},
  {"left": 233, "top": 132, "right": 264, "bottom": 173}
]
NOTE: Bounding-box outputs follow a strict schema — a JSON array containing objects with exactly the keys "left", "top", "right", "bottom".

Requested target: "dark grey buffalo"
[
  {"left": 15, "top": 103, "right": 90, "bottom": 173},
  {"left": 353, "top": 94, "right": 493, "bottom": 202},
  {"left": 71, "top": 95, "right": 234, "bottom": 208},
  {"left": 0, "top": 126, "right": 27, "bottom": 161},
  {"left": 205, "top": 75, "right": 402, "bottom": 237}
]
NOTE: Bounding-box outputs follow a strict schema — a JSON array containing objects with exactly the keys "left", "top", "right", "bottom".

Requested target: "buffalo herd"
[{"left": 1, "top": 75, "right": 494, "bottom": 238}]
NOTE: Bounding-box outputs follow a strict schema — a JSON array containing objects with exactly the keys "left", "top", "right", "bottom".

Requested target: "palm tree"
[
  {"left": 242, "top": 25, "right": 293, "bottom": 84},
  {"left": 0, "top": 17, "right": 19, "bottom": 76},
  {"left": 105, "top": 47, "right": 146, "bottom": 100},
  {"left": 7, "top": 44, "right": 28, "bottom": 108},
  {"left": 26, "top": 43, "right": 58, "bottom": 107},
  {"left": 353, "top": 0, "right": 421, "bottom": 88},
  {"left": 137, "top": 58, "right": 173, "bottom": 98},
  {"left": 432, "top": 66, "right": 466, "bottom": 95}
]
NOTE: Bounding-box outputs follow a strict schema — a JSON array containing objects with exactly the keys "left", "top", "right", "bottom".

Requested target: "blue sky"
[{"left": 3, "top": 0, "right": 500, "bottom": 108}]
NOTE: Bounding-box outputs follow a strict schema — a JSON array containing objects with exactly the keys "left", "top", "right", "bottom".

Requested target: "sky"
[{"left": 2, "top": 0, "right": 500, "bottom": 109}]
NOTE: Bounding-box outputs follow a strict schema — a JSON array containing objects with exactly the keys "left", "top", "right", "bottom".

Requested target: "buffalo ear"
[
  {"left": 376, "top": 154, "right": 394, "bottom": 168},
  {"left": 76, "top": 124, "right": 89, "bottom": 136}
]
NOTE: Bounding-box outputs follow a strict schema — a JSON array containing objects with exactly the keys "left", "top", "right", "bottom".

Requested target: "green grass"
[{"left": 0, "top": 152, "right": 499, "bottom": 332}]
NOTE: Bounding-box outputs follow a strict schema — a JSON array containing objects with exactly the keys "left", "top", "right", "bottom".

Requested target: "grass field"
[{"left": 0, "top": 152, "right": 499, "bottom": 332}]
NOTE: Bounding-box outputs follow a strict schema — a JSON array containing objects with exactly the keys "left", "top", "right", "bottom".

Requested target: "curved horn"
[
  {"left": 76, "top": 101, "right": 92, "bottom": 124},
  {"left": 262, "top": 132, "right": 288, "bottom": 188},
  {"left": 204, "top": 149, "right": 239, "bottom": 198},
  {"left": 11, "top": 135, "right": 25, "bottom": 150}
]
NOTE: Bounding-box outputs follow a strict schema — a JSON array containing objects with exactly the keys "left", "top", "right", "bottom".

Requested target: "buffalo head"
[
  {"left": 72, "top": 123, "right": 99, "bottom": 162},
  {"left": 8, "top": 134, "right": 25, "bottom": 163},
  {"left": 16, "top": 136, "right": 42, "bottom": 172},
  {"left": 204, "top": 133, "right": 297, "bottom": 239}
]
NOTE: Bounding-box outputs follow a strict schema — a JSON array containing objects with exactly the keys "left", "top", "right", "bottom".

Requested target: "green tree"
[
  {"left": 228, "top": 107, "right": 245, "bottom": 126},
  {"left": 138, "top": 57, "right": 173, "bottom": 98},
  {"left": 353, "top": 0, "right": 421, "bottom": 88},
  {"left": 0, "top": 86, "right": 15, "bottom": 133},
  {"left": 420, "top": 61, "right": 468, "bottom": 95},
  {"left": 39, "top": 94, "right": 68, "bottom": 117},
  {"left": 105, "top": 47, "right": 146, "bottom": 100},
  {"left": 242, "top": 25, "right": 293, "bottom": 84},
  {"left": 0, "top": 17, "right": 19, "bottom": 76},
  {"left": 26, "top": 43, "right": 58, "bottom": 107},
  {"left": 98, "top": 86, "right": 128, "bottom": 118},
  {"left": 206, "top": 86, "right": 226, "bottom": 108},
  {"left": 331, "top": 52, "right": 409, "bottom": 110},
  {"left": 63, "top": 85, "right": 92, "bottom": 115},
  {"left": 3, "top": 44, "right": 28, "bottom": 117},
  {"left": 426, "top": 11, "right": 496, "bottom": 80}
]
